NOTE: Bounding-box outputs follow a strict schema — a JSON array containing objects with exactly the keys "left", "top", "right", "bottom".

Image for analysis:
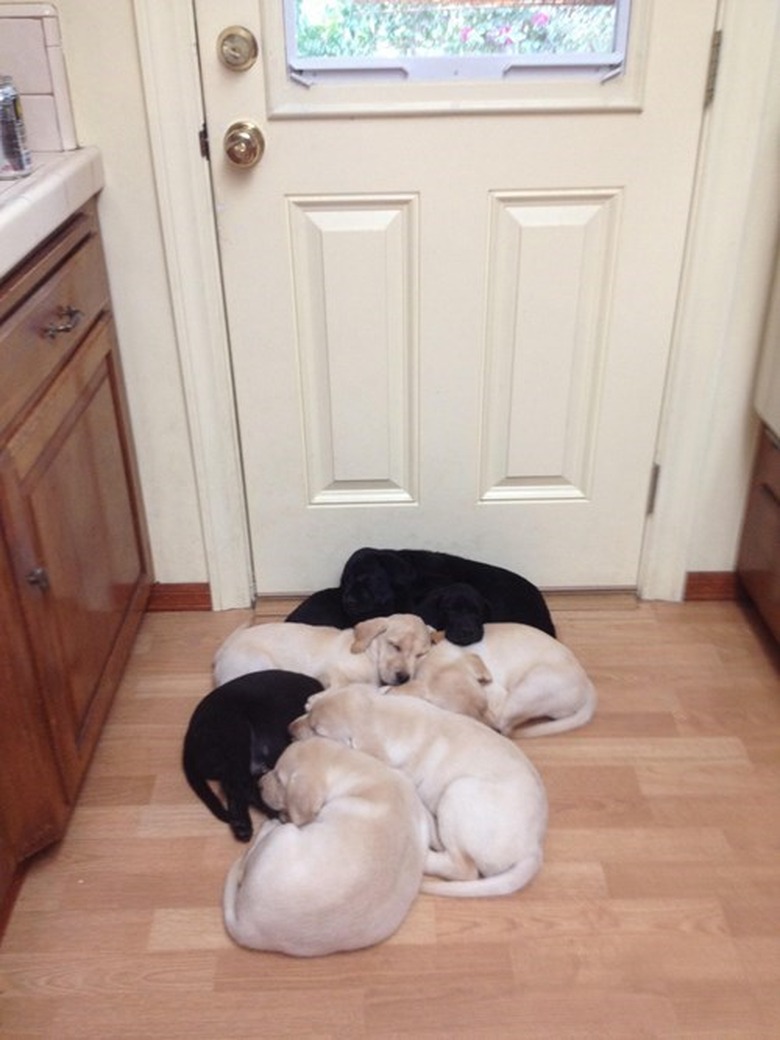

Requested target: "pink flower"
[
  {"left": 459, "top": 26, "right": 472, "bottom": 42},
  {"left": 531, "top": 13, "right": 550, "bottom": 28}
]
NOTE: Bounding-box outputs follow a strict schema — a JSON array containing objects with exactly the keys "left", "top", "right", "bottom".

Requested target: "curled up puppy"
[
  {"left": 222, "top": 737, "right": 430, "bottom": 957},
  {"left": 291, "top": 684, "right": 548, "bottom": 898},
  {"left": 182, "top": 669, "right": 324, "bottom": 841},
  {"left": 398, "top": 623, "right": 596, "bottom": 737}
]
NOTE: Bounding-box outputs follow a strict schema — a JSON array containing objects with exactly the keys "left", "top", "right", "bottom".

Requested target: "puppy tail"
[
  {"left": 513, "top": 682, "right": 597, "bottom": 738},
  {"left": 421, "top": 849, "right": 542, "bottom": 898},
  {"left": 182, "top": 754, "right": 231, "bottom": 823}
]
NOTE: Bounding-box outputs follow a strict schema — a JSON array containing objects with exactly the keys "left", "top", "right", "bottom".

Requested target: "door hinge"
[
  {"left": 199, "top": 123, "right": 210, "bottom": 160},
  {"left": 646, "top": 462, "right": 661, "bottom": 517},
  {"left": 704, "top": 29, "right": 722, "bottom": 108}
]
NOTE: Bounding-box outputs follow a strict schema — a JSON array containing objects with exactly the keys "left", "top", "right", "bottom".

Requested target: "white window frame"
[
  {"left": 261, "top": 0, "right": 649, "bottom": 118},
  {"left": 283, "top": 1, "right": 632, "bottom": 85}
]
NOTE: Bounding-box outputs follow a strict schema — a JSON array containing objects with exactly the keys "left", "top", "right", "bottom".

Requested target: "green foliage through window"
[{"left": 293, "top": 2, "right": 619, "bottom": 60}]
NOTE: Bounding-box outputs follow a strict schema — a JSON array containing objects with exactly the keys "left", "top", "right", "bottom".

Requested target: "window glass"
[{"left": 285, "top": 1, "right": 631, "bottom": 81}]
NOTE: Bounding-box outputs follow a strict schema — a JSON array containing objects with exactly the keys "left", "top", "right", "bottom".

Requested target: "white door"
[{"left": 194, "top": 0, "right": 718, "bottom": 596}]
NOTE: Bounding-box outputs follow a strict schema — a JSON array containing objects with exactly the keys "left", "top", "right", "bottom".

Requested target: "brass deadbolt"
[{"left": 217, "top": 26, "right": 258, "bottom": 71}]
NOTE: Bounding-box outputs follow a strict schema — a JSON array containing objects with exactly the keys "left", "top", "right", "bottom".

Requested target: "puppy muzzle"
[{"left": 445, "top": 624, "right": 484, "bottom": 646}]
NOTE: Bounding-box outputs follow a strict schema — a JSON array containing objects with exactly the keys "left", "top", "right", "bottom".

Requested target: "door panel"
[
  {"left": 289, "top": 194, "right": 418, "bottom": 505},
  {"left": 481, "top": 188, "right": 619, "bottom": 501},
  {"left": 195, "top": 0, "right": 718, "bottom": 594}
]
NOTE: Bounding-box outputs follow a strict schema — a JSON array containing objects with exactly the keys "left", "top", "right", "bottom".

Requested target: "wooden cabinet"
[
  {"left": 0, "top": 200, "right": 151, "bottom": 910},
  {"left": 737, "top": 424, "right": 780, "bottom": 642}
]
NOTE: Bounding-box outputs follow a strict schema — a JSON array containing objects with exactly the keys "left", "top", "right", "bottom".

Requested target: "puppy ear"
[
  {"left": 288, "top": 713, "right": 310, "bottom": 739},
  {"left": 342, "top": 546, "right": 373, "bottom": 572},
  {"left": 284, "top": 770, "right": 326, "bottom": 827},
  {"left": 351, "top": 617, "right": 387, "bottom": 653},
  {"left": 465, "top": 652, "right": 493, "bottom": 684},
  {"left": 431, "top": 629, "right": 447, "bottom": 644}
]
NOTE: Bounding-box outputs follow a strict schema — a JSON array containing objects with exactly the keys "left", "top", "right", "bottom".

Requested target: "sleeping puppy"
[
  {"left": 182, "top": 670, "right": 324, "bottom": 842},
  {"left": 222, "top": 736, "right": 429, "bottom": 957},
  {"left": 291, "top": 685, "right": 548, "bottom": 898},
  {"left": 413, "top": 582, "right": 493, "bottom": 646},
  {"left": 400, "top": 623, "right": 596, "bottom": 737},
  {"left": 283, "top": 547, "right": 412, "bottom": 627},
  {"left": 214, "top": 613, "right": 433, "bottom": 688},
  {"left": 393, "top": 649, "right": 495, "bottom": 723},
  {"left": 286, "top": 546, "right": 555, "bottom": 643}
]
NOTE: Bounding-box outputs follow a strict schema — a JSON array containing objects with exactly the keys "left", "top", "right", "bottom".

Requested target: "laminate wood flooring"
[{"left": 1, "top": 598, "right": 779, "bottom": 1039}]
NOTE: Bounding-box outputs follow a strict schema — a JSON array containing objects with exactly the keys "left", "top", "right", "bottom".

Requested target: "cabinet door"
[
  {"left": 0, "top": 532, "right": 68, "bottom": 858},
  {"left": 738, "top": 428, "right": 780, "bottom": 641},
  {"left": 1, "top": 315, "right": 150, "bottom": 797},
  {"left": 0, "top": 829, "right": 18, "bottom": 929}
]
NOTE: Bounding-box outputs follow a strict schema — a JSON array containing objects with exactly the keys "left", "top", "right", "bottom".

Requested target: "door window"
[
  {"left": 284, "top": 1, "right": 631, "bottom": 82},
  {"left": 264, "top": 0, "right": 645, "bottom": 116}
]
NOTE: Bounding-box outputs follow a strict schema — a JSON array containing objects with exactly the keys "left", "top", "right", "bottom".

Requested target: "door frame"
[{"left": 133, "top": 0, "right": 780, "bottom": 609}]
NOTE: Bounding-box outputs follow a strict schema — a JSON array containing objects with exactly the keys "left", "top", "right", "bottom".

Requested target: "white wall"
[
  {"left": 5, "top": 0, "right": 777, "bottom": 594},
  {"left": 36, "top": 0, "right": 209, "bottom": 584}
]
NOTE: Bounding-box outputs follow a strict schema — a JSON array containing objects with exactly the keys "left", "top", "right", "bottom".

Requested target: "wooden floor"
[{"left": 1, "top": 598, "right": 779, "bottom": 1039}]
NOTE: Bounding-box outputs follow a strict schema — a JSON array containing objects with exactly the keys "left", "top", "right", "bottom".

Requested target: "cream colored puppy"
[
  {"left": 223, "top": 736, "right": 429, "bottom": 957},
  {"left": 393, "top": 650, "right": 495, "bottom": 722},
  {"left": 291, "top": 684, "right": 548, "bottom": 898},
  {"left": 397, "top": 623, "right": 596, "bottom": 737},
  {"left": 214, "top": 614, "right": 433, "bottom": 688}
]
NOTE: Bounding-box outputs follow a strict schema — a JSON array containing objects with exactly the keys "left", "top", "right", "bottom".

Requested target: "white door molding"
[
  {"left": 132, "top": 0, "right": 252, "bottom": 609},
  {"left": 133, "top": 0, "right": 778, "bottom": 604},
  {"left": 638, "top": 0, "right": 780, "bottom": 599}
]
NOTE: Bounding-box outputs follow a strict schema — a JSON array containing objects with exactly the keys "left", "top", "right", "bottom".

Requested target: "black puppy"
[
  {"left": 413, "top": 582, "right": 492, "bottom": 647},
  {"left": 285, "top": 547, "right": 411, "bottom": 627},
  {"left": 286, "top": 547, "right": 555, "bottom": 643},
  {"left": 182, "top": 669, "right": 324, "bottom": 842},
  {"left": 286, "top": 547, "right": 555, "bottom": 641},
  {"left": 285, "top": 586, "right": 351, "bottom": 628}
]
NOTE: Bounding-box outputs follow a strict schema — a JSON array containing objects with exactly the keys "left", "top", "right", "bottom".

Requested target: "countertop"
[{"left": 0, "top": 147, "right": 104, "bottom": 281}]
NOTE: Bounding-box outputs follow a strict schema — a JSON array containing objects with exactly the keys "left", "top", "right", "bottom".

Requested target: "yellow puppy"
[
  {"left": 223, "top": 736, "right": 430, "bottom": 956},
  {"left": 292, "top": 685, "right": 548, "bottom": 898},
  {"left": 214, "top": 613, "right": 433, "bottom": 688}
]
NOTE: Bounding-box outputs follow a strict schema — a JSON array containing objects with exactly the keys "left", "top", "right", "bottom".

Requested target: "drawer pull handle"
[
  {"left": 26, "top": 566, "right": 50, "bottom": 592},
  {"left": 43, "top": 305, "right": 83, "bottom": 340}
]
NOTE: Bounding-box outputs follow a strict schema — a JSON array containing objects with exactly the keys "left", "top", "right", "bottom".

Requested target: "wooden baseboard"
[
  {"left": 144, "top": 576, "right": 740, "bottom": 611},
  {"left": 684, "top": 572, "right": 740, "bottom": 601},
  {"left": 146, "top": 582, "right": 212, "bottom": 612}
]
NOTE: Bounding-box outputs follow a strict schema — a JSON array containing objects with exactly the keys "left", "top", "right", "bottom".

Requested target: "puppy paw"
[{"left": 230, "top": 820, "right": 254, "bottom": 842}]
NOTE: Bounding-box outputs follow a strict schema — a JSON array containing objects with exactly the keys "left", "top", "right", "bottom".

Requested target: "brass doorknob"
[{"left": 223, "top": 121, "right": 265, "bottom": 168}]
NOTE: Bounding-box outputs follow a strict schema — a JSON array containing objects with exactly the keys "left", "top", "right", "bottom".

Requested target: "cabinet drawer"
[{"left": 0, "top": 233, "right": 110, "bottom": 436}]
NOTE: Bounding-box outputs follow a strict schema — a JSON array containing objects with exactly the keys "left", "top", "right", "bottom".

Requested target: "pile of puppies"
[{"left": 182, "top": 548, "right": 596, "bottom": 957}]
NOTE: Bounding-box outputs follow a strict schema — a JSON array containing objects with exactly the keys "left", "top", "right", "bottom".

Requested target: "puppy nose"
[
  {"left": 393, "top": 671, "right": 410, "bottom": 685},
  {"left": 449, "top": 628, "right": 481, "bottom": 646}
]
